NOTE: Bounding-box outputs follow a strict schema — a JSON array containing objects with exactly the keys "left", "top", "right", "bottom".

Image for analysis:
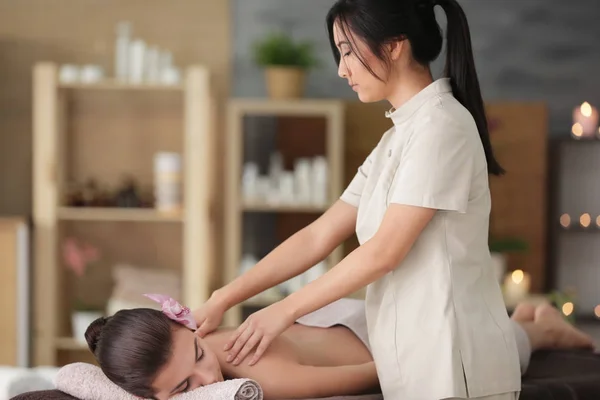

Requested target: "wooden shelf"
[
  {"left": 55, "top": 337, "right": 89, "bottom": 351},
  {"left": 229, "top": 98, "right": 346, "bottom": 117},
  {"left": 223, "top": 99, "right": 345, "bottom": 327},
  {"left": 242, "top": 201, "right": 328, "bottom": 213},
  {"left": 58, "top": 207, "right": 183, "bottom": 222},
  {"left": 32, "top": 62, "right": 216, "bottom": 367},
  {"left": 58, "top": 80, "right": 184, "bottom": 91}
]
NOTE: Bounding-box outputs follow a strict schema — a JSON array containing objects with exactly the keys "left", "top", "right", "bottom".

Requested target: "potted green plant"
[
  {"left": 489, "top": 237, "right": 528, "bottom": 283},
  {"left": 252, "top": 31, "right": 319, "bottom": 99}
]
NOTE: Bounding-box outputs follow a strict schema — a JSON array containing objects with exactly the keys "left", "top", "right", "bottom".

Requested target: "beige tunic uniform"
[{"left": 340, "top": 79, "right": 522, "bottom": 400}]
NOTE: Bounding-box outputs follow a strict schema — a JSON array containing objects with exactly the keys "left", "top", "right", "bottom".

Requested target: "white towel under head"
[{"left": 54, "top": 363, "right": 263, "bottom": 400}]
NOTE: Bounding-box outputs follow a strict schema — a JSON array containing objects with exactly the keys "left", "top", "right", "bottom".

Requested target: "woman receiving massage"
[{"left": 84, "top": 296, "right": 594, "bottom": 400}]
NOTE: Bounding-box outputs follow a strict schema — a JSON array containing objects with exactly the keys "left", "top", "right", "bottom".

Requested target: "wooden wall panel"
[
  {"left": 343, "top": 101, "right": 392, "bottom": 254},
  {"left": 0, "top": 217, "right": 28, "bottom": 366},
  {"left": 0, "top": 0, "right": 231, "bottom": 217},
  {"left": 343, "top": 101, "right": 548, "bottom": 292},
  {"left": 486, "top": 102, "right": 549, "bottom": 292}
]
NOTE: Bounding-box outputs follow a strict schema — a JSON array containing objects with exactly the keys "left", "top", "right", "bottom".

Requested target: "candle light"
[
  {"left": 562, "top": 302, "right": 574, "bottom": 317},
  {"left": 503, "top": 269, "right": 531, "bottom": 306},
  {"left": 560, "top": 213, "right": 571, "bottom": 228},
  {"left": 580, "top": 213, "right": 591, "bottom": 228},
  {"left": 572, "top": 102, "right": 599, "bottom": 137}
]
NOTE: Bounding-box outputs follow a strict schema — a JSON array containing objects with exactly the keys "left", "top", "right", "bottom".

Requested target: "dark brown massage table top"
[{"left": 10, "top": 349, "right": 600, "bottom": 400}]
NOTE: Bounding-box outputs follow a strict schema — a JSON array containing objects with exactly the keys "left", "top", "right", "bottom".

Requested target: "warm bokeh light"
[
  {"left": 580, "top": 213, "right": 591, "bottom": 227},
  {"left": 560, "top": 213, "right": 571, "bottom": 228},
  {"left": 594, "top": 305, "right": 600, "bottom": 319},
  {"left": 581, "top": 102, "right": 593, "bottom": 117},
  {"left": 572, "top": 123, "right": 583, "bottom": 137},
  {"left": 511, "top": 269, "right": 524, "bottom": 284},
  {"left": 562, "top": 302, "right": 574, "bottom": 316}
]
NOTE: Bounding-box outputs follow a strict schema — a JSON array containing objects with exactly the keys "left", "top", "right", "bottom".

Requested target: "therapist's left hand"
[{"left": 224, "top": 300, "right": 295, "bottom": 366}]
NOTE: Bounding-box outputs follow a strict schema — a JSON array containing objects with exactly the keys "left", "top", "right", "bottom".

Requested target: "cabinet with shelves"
[
  {"left": 32, "top": 62, "right": 216, "bottom": 366},
  {"left": 548, "top": 136, "right": 600, "bottom": 320},
  {"left": 223, "top": 99, "right": 345, "bottom": 326}
]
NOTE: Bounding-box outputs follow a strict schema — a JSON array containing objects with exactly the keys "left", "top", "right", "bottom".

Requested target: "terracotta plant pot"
[{"left": 265, "top": 66, "right": 306, "bottom": 99}]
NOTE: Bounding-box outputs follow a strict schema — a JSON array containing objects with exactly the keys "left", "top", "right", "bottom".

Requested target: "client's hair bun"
[{"left": 85, "top": 316, "right": 109, "bottom": 354}]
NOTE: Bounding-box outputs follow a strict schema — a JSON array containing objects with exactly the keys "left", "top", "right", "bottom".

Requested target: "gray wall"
[{"left": 232, "top": 0, "right": 600, "bottom": 134}]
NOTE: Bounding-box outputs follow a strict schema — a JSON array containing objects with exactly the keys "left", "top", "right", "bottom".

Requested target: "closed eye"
[
  {"left": 171, "top": 337, "right": 205, "bottom": 395},
  {"left": 179, "top": 340, "right": 205, "bottom": 393}
]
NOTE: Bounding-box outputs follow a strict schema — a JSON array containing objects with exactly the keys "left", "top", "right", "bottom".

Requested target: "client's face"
[{"left": 152, "top": 327, "right": 224, "bottom": 399}]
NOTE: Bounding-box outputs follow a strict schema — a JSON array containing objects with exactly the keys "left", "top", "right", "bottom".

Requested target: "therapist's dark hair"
[{"left": 326, "top": 0, "right": 504, "bottom": 176}]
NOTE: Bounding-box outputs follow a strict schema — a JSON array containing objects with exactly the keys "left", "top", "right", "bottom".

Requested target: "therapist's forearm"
[
  {"left": 213, "top": 226, "right": 332, "bottom": 310},
  {"left": 283, "top": 239, "right": 396, "bottom": 320}
]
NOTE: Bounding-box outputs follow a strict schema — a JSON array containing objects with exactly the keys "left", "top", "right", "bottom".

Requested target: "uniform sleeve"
[
  {"left": 340, "top": 146, "right": 377, "bottom": 208},
  {"left": 388, "top": 117, "right": 475, "bottom": 213}
]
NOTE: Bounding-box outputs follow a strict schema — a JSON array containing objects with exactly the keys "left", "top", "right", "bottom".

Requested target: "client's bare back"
[
  {"left": 202, "top": 324, "right": 378, "bottom": 399},
  {"left": 205, "top": 323, "right": 372, "bottom": 370}
]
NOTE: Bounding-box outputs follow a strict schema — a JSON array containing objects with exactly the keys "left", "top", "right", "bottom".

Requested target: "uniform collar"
[{"left": 384, "top": 78, "right": 452, "bottom": 126}]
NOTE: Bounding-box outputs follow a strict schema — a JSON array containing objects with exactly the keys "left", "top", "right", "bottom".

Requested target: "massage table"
[{"left": 10, "top": 349, "right": 600, "bottom": 400}]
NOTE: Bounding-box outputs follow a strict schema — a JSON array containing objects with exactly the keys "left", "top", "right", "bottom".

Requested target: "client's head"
[{"left": 85, "top": 308, "right": 224, "bottom": 400}]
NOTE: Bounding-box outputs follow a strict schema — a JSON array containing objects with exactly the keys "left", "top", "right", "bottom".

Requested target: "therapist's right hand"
[{"left": 193, "top": 294, "right": 228, "bottom": 337}]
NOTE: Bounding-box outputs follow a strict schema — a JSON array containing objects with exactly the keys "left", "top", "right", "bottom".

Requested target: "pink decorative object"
[
  {"left": 62, "top": 237, "right": 100, "bottom": 277},
  {"left": 572, "top": 102, "right": 599, "bottom": 137},
  {"left": 144, "top": 293, "right": 197, "bottom": 330}
]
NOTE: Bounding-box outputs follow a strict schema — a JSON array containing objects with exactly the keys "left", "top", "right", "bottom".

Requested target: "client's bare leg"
[{"left": 511, "top": 302, "right": 595, "bottom": 351}]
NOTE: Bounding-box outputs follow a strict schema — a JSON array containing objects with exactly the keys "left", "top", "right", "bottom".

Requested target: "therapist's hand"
[
  {"left": 224, "top": 301, "right": 295, "bottom": 366},
  {"left": 193, "top": 295, "right": 228, "bottom": 338}
]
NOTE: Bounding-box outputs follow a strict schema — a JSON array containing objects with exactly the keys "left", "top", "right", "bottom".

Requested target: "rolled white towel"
[
  {"left": 55, "top": 362, "right": 263, "bottom": 400},
  {"left": 0, "top": 367, "right": 54, "bottom": 399}
]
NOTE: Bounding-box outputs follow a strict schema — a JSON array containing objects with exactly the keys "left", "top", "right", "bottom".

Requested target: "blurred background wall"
[
  {"left": 2, "top": 0, "right": 600, "bottom": 216},
  {"left": 0, "top": 0, "right": 231, "bottom": 216},
  {"left": 233, "top": 0, "right": 600, "bottom": 131}
]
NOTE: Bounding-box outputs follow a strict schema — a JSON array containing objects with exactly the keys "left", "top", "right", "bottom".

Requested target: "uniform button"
[{"left": 388, "top": 149, "right": 392, "bottom": 157}]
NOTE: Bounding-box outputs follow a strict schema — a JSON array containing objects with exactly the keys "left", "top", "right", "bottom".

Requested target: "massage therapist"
[{"left": 192, "top": 0, "right": 522, "bottom": 399}]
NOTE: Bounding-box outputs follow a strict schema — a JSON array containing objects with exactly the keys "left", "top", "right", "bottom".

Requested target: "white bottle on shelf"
[
  {"left": 311, "top": 156, "right": 329, "bottom": 206},
  {"left": 128, "top": 39, "right": 146, "bottom": 84},
  {"left": 241, "top": 162, "right": 260, "bottom": 202},
  {"left": 154, "top": 152, "right": 182, "bottom": 213},
  {"left": 144, "top": 45, "right": 160, "bottom": 84},
  {"left": 294, "top": 158, "right": 312, "bottom": 205},
  {"left": 267, "top": 152, "right": 284, "bottom": 204},
  {"left": 114, "top": 21, "right": 132, "bottom": 81},
  {"left": 279, "top": 171, "right": 295, "bottom": 205}
]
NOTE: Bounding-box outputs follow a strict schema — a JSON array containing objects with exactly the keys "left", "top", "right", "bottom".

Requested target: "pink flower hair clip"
[{"left": 144, "top": 294, "right": 197, "bottom": 331}]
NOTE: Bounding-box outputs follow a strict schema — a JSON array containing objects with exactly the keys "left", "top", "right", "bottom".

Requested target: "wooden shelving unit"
[
  {"left": 223, "top": 99, "right": 345, "bottom": 326},
  {"left": 241, "top": 201, "right": 328, "bottom": 214},
  {"left": 57, "top": 207, "right": 184, "bottom": 222},
  {"left": 58, "top": 81, "right": 185, "bottom": 91},
  {"left": 32, "top": 62, "right": 217, "bottom": 366}
]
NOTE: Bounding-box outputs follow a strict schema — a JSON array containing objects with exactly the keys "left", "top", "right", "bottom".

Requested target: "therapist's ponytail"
[
  {"left": 437, "top": 0, "right": 504, "bottom": 176},
  {"left": 326, "top": 0, "right": 504, "bottom": 176}
]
